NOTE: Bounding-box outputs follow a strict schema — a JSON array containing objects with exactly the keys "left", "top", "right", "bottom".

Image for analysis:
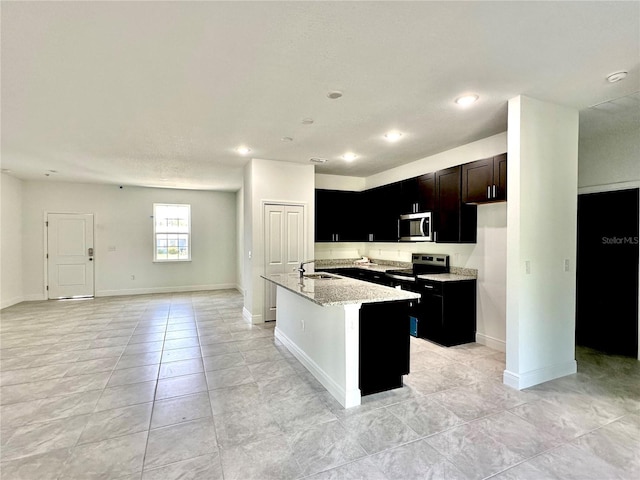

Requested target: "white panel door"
[
  {"left": 47, "top": 213, "right": 95, "bottom": 299},
  {"left": 264, "top": 204, "right": 305, "bottom": 321}
]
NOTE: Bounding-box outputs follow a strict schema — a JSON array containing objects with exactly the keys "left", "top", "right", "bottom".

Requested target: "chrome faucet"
[{"left": 297, "top": 260, "right": 315, "bottom": 279}]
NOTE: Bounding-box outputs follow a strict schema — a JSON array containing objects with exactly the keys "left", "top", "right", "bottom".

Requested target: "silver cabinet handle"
[
  {"left": 493, "top": 185, "right": 497, "bottom": 198},
  {"left": 487, "top": 186, "right": 491, "bottom": 199}
]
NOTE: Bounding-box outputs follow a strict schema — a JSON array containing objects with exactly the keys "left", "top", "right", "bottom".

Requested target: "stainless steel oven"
[
  {"left": 385, "top": 253, "right": 450, "bottom": 338},
  {"left": 399, "top": 212, "right": 433, "bottom": 242}
]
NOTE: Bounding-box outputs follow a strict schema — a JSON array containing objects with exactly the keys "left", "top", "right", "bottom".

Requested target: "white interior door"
[
  {"left": 264, "top": 204, "right": 305, "bottom": 321},
  {"left": 47, "top": 213, "right": 95, "bottom": 299}
]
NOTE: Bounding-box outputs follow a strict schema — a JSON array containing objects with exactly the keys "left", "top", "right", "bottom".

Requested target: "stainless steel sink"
[{"left": 303, "top": 273, "right": 339, "bottom": 280}]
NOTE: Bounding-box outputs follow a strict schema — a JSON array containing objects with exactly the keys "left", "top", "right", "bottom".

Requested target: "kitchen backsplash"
[
  {"left": 315, "top": 258, "right": 412, "bottom": 269},
  {"left": 315, "top": 251, "right": 478, "bottom": 278}
]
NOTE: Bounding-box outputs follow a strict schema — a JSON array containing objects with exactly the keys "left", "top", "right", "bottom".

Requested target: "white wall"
[
  {"left": 243, "top": 159, "right": 315, "bottom": 323},
  {"left": 315, "top": 133, "right": 509, "bottom": 351},
  {"left": 1, "top": 173, "right": 24, "bottom": 308},
  {"left": 21, "top": 181, "right": 237, "bottom": 299},
  {"left": 315, "top": 174, "right": 366, "bottom": 192},
  {"left": 236, "top": 188, "right": 244, "bottom": 294},
  {"left": 505, "top": 95, "right": 579, "bottom": 389},
  {"left": 578, "top": 127, "right": 640, "bottom": 189}
]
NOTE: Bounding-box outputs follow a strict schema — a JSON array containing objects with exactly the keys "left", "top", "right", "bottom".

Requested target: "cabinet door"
[
  {"left": 366, "top": 183, "right": 401, "bottom": 242},
  {"left": 417, "top": 173, "right": 436, "bottom": 211},
  {"left": 435, "top": 166, "right": 462, "bottom": 242},
  {"left": 340, "top": 191, "right": 365, "bottom": 241},
  {"left": 400, "top": 178, "right": 419, "bottom": 214},
  {"left": 462, "top": 157, "right": 493, "bottom": 203},
  {"left": 315, "top": 189, "right": 334, "bottom": 242},
  {"left": 315, "top": 190, "right": 364, "bottom": 242},
  {"left": 493, "top": 153, "right": 507, "bottom": 201}
]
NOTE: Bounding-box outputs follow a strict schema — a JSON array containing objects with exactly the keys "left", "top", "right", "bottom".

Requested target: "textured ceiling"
[{"left": 2, "top": 1, "right": 639, "bottom": 191}]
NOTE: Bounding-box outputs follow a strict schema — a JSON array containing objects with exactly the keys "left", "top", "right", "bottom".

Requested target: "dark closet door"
[{"left": 576, "top": 188, "right": 639, "bottom": 357}]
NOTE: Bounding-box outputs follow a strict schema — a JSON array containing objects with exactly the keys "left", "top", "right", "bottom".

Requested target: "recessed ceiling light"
[
  {"left": 455, "top": 94, "right": 479, "bottom": 107},
  {"left": 384, "top": 131, "right": 403, "bottom": 142},
  {"left": 342, "top": 152, "right": 358, "bottom": 162},
  {"left": 281, "top": 136, "right": 293, "bottom": 142},
  {"left": 301, "top": 118, "right": 314, "bottom": 125},
  {"left": 327, "top": 91, "right": 343, "bottom": 100},
  {"left": 606, "top": 71, "right": 628, "bottom": 83},
  {"left": 236, "top": 146, "right": 251, "bottom": 155},
  {"left": 2, "top": 169, "right": 12, "bottom": 174}
]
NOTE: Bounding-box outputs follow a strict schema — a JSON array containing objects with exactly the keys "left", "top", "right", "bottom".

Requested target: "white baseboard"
[
  {"left": 475, "top": 332, "right": 506, "bottom": 352},
  {"left": 235, "top": 284, "right": 245, "bottom": 296},
  {"left": 96, "top": 283, "right": 237, "bottom": 297},
  {"left": 1, "top": 295, "right": 26, "bottom": 309},
  {"left": 275, "top": 326, "right": 360, "bottom": 408},
  {"left": 242, "top": 307, "right": 263, "bottom": 325},
  {"left": 503, "top": 359, "right": 577, "bottom": 390},
  {"left": 23, "top": 293, "right": 46, "bottom": 302},
  {"left": 2, "top": 285, "right": 242, "bottom": 310}
]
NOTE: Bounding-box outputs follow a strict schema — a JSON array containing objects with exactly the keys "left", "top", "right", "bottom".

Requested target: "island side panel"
[
  {"left": 359, "top": 301, "right": 410, "bottom": 396},
  {"left": 273, "top": 286, "right": 362, "bottom": 408}
]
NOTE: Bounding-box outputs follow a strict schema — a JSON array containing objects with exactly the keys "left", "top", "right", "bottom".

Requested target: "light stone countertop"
[
  {"left": 317, "top": 262, "right": 477, "bottom": 281},
  {"left": 261, "top": 273, "right": 420, "bottom": 307},
  {"left": 317, "top": 263, "right": 395, "bottom": 273},
  {"left": 417, "top": 273, "right": 477, "bottom": 282}
]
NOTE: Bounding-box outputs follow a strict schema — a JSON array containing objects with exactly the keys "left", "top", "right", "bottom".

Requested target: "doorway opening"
[{"left": 576, "top": 188, "right": 639, "bottom": 359}]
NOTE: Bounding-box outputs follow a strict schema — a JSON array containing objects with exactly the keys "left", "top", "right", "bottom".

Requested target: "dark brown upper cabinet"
[
  {"left": 364, "top": 183, "right": 402, "bottom": 242},
  {"left": 435, "top": 166, "right": 477, "bottom": 243},
  {"left": 462, "top": 153, "right": 507, "bottom": 204},
  {"left": 400, "top": 173, "right": 435, "bottom": 214},
  {"left": 315, "top": 189, "right": 365, "bottom": 242}
]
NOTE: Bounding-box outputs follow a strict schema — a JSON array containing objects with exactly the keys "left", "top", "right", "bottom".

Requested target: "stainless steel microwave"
[{"left": 399, "top": 212, "right": 433, "bottom": 242}]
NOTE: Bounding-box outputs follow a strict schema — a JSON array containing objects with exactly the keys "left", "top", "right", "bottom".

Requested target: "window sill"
[{"left": 153, "top": 259, "right": 192, "bottom": 263}]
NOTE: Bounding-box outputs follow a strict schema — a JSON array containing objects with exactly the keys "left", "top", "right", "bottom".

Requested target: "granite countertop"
[
  {"left": 317, "top": 263, "right": 394, "bottom": 273},
  {"left": 261, "top": 273, "right": 420, "bottom": 307},
  {"left": 416, "top": 273, "right": 477, "bottom": 282}
]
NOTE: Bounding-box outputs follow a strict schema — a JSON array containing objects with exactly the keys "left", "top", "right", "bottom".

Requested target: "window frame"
[{"left": 153, "top": 203, "right": 192, "bottom": 262}]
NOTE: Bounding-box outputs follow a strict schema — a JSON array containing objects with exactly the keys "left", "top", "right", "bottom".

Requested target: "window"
[{"left": 154, "top": 204, "right": 191, "bottom": 261}]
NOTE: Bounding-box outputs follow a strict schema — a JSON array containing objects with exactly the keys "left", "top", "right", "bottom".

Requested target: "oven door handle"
[{"left": 385, "top": 274, "right": 416, "bottom": 282}]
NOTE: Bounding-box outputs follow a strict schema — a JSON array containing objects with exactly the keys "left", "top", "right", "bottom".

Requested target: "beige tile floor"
[{"left": 0, "top": 290, "right": 638, "bottom": 479}]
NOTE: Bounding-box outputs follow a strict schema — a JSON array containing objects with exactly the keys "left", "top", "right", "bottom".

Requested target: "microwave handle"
[
  {"left": 397, "top": 219, "right": 400, "bottom": 240},
  {"left": 419, "top": 217, "right": 427, "bottom": 237}
]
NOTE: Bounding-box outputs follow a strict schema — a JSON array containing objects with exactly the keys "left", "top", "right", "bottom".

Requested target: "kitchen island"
[{"left": 261, "top": 272, "right": 420, "bottom": 408}]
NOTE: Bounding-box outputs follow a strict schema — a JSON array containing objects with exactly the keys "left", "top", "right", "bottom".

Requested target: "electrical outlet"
[
  {"left": 525, "top": 261, "right": 531, "bottom": 275},
  {"left": 131, "top": 275, "right": 135, "bottom": 280},
  {"left": 300, "top": 319, "right": 305, "bottom": 331},
  {"left": 564, "top": 259, "right": 570, "bottom": 272}
]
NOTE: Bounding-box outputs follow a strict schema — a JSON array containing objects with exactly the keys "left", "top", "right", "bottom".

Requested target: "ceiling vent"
[{"left": 309, "top": 157, "right": 327, "bottom": 164}]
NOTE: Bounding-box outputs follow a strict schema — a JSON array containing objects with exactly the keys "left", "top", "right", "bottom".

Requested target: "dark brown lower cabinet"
[{"left": 417, "top": 279, "right": 476, "bottom": 347}]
